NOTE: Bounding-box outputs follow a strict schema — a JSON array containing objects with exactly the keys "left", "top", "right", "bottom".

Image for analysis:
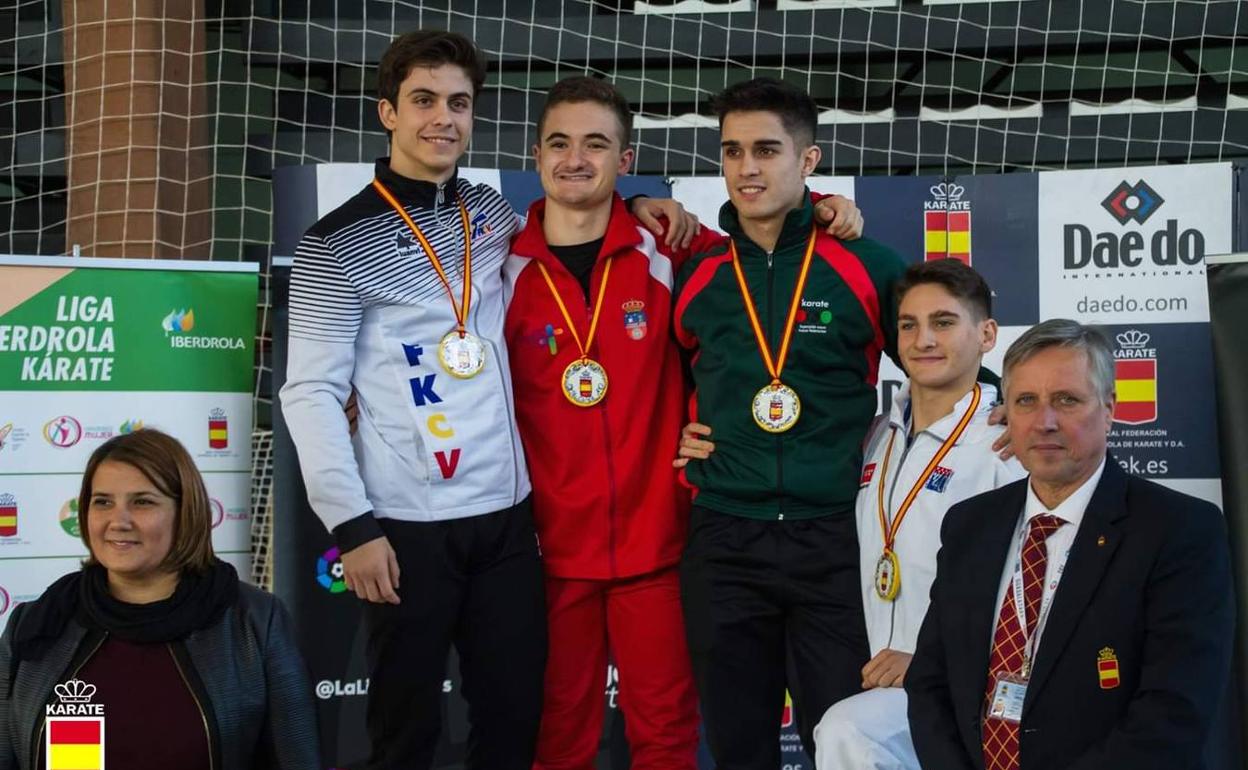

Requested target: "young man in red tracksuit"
[{"left": 503, "top": 77, "right": 863, "bottom": 769}]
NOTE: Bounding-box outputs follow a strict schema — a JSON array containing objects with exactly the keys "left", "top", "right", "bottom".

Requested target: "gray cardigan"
[{"left": 0, "top": 582, "right": 320, "bottom": 770}]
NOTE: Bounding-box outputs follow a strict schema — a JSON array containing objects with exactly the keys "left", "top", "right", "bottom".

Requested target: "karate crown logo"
[
  {"left": 1115, "top": 329, "right": 1150, "bottom": 349},
  {"left": 54, "top": 679, "right": 97, "bottom": 704},
  {"left": 928, "top": 182, "right": 965, "bottom": 202}
]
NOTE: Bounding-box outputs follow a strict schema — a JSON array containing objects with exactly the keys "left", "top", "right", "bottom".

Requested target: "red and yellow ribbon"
[
  {"left": 536, "top": 258, "right": 613, "bottom": 362},
  {"left": 876, "top": 383, "right": 983, "bottom": 553},
  {"left": 373, "top": 178, "right": 473, "bottom": 336},
  {"left": 730, "top": 227, "right": 818, "bottom": 387}
]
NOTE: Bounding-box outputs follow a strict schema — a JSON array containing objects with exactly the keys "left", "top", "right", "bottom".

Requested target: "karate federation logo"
[
  {"left": 208, "top": 408, "right": 229, "bottom": 449},
  {"left": 781, "top": 690, "right": 795, "bottom": 728},
  {"left": 923, "top": 182, "right": 971, "bottom": 265},
  {"left": 1113, "top": 330, "right": 1158, "bottom": 425},
  {"left": 0, "top": 494, "right": 16, "bottom": 537},
  {"left": 1100, "top": 180, "right": 1164, "bottom": 226},
  {"left": 46, "top": 679, "right": 105, "bottom": 770},
  {"left": 622, "top": 300, "right": 648, "bottom": 341}
]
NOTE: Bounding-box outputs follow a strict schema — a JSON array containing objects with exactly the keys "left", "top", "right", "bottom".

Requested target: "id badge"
[{"left": 985, "top": 672, "right": 1028, "bottom": 724}]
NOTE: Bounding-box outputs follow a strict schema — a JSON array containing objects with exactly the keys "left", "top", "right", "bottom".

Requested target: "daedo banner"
[
  {"left": 273, "top": 161, "right": 1234, "bottom": 770},
  {"left": 0, "top": 256, "right": 258, "bottom": 614}
]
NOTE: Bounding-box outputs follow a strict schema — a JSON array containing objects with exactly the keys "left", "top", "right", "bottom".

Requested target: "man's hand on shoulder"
[
  {"left": 813, "top": 194, "right": 864, "bottom": 240},
  {"left": 341, "top": 535, "right": 401, "bottom": 604},
  {"left": 629, "top": 196, "right": 700, "bottom": 250},
  {"left": 861, "top": 648, "right": 913, "bottom": 689}
]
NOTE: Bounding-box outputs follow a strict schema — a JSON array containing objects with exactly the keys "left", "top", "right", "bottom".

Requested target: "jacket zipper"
[
  {"left": 600, "top": 406, "right": 619, "bottom": 578},
  {"left": 766, "top": 249, "right": 785, "bottom": 521},
  {"left": 168, "top": 643, "right": 216, "bottom": 770},
  {"left": 32, "top": 632, "right": 107, "bottom": 770}
]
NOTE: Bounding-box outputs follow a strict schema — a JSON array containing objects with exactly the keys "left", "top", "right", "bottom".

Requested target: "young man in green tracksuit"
[{"left": 671, "top": 78, "right": 907, "bottom": 767}]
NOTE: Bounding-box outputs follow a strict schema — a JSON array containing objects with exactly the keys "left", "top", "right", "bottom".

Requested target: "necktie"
[{"left": 982, "top": 513, "right": 1064, "bottom": 770}]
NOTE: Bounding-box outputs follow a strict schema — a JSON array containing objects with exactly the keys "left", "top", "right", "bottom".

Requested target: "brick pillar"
[{"left": 61, "top": 0, "right": 212, "bottom": 258}]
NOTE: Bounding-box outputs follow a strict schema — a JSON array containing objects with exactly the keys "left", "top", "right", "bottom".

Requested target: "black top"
[{"left": 548, "top": 237, "right": 605, "bottom": 300}]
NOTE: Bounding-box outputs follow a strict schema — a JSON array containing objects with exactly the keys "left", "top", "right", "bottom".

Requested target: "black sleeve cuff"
[{"left": 332, "top": 511, "right": 383, "bottom": 553}]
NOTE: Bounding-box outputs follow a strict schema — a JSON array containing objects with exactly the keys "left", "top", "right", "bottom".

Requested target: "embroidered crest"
[
  {"left": 622, "top": 300, "right": 647, "bottom": 340},
  {"left": 924, "top": 465, "right": 954, "bottom": 493},
  {"left": 860, "top": 463, "right": 877, "bottom": 486},
  {"left": 1097, "top": 647, "right": 1120, "bottom": 689}
]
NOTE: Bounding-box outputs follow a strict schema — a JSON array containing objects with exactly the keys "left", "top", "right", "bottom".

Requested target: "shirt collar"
[{"left": 1024, "top": 457, "right": 1107, "bottom": 530}]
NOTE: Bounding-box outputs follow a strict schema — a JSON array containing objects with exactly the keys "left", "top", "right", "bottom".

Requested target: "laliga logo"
[
  {"left": 1064, "top": 179, "right": 1204, "bottom": 270},
  {"left": 161, "top": 309, "right": 195, "bottom": 334},
  {"left": 54, "top": 679, "right": 97, "bottom": 704}
]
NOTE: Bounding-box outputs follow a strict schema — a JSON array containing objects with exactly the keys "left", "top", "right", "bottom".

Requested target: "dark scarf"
[{"left": 9, "top": 559, "right": 239, "bottom": 676}]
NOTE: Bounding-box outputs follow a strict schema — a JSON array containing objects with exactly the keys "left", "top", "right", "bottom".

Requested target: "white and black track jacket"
[{"left": 280, "top": 160, "right": 530, "bottom": 546}]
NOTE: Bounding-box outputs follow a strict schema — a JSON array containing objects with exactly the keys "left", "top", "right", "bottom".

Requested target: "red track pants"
[{"left": 534, "top": 566, "right": 699, "bottom": 770}]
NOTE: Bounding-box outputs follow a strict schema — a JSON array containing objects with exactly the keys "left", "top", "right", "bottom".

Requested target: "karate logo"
[
  {"left": 470, "top": 212, "right": 493, "bottom": 240},
  {"left": 860, "top": 463, "right": 877, "bottom": 487},
  {"left": 1097, "top": 647, "right": 1121, "bottom": 689},
  {"left": 1100, "top": 180, "right": 1163, "bottom": 226},
  {"left": 208, "top": 408, "right": 228, "bottom": 449},
  {"left": 923, "top": 182, "right": 971, "bottom": 265},
  {"left": 1113, "top": 330, "right": 1157, "bottom": 425},
  {"left": 622, "top": 300, "right": 648, "bottom": 340},
  {"left": 0, "top": 494, "right": 16, "bottom": 537},
  {"left": 46, "top": 678, "right": 105, "bottom": 770}
]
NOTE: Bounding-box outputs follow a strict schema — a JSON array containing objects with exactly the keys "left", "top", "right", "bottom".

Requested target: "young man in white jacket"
[{"left": 813, "top": 258, "right": 1025, "bottom": 770}]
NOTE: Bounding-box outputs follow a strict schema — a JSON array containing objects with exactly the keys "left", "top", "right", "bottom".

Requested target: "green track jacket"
[{"left": 673, "top": 193, "right": 906, "bottom": 519}]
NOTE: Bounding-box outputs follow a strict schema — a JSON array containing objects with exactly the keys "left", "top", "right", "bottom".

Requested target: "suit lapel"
[
  {"left": 1023, "top": 456, "right": 1128, "bottom": 715},
  {"left": 959, "top": 480, "right": 1029, "bottom": 717}
]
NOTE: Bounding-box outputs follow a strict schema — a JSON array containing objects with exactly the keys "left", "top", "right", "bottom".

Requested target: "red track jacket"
[{"left": 504, "top": 194, "right": 724, "bottom": 579}]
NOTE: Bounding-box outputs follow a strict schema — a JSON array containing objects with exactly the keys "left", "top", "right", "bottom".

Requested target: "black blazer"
[{"left": 906, "top": 455, "right": 1234, "bottom": 770}]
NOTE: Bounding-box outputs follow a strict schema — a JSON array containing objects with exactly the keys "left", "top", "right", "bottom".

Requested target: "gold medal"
[
  {"left": 562, "top": 358, "right": 608, "bottom": 406},
  {"left": 373, "top": 178, "right": 483, "bottom": 377},
  {"left": 874, "top": 549, "right": 901, "bottom": 601},
  {"left": 751, "top": 381, "right": 800, "bottom": 433},
  {"left": 438, "top": 330, "right": 486, "bottom": 379},
  {"left": 873, "top": 384, "right": 983, "bottom": 603},
  {"left": 730, "top": 229, "right": 817, "bottom": 432},
  {"left": 537, "top": 257, "right": 614, "bottom": 408}
]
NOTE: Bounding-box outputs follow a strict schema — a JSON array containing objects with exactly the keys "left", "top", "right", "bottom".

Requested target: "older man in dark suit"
[{"left": 906, "top": 318, "right": 1234, "bottom": 770}]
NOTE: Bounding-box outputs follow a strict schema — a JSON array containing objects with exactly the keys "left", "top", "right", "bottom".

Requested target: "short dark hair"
[
  {"left": 895, "top": 259, "right": 993, "bottom": 321},
  {"left": 713, "top": 77, "right": 818, "bottom": 148},
  {"left": 537, "top": 76, "right": 634, "bottom": 146},
  {"left": 78, "top": 429, "right": 216, "bottom": 574},
  {"left": 378, "top": 30, "right": 487, "bottom": 107}
]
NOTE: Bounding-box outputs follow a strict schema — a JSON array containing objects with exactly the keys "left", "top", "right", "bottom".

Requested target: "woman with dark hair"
[{"left": 0, "top": 428, "right": 319, "bottom": 770}]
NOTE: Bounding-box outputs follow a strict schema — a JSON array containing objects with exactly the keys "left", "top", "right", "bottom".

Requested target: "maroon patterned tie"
[{"left": 982, "top": 513, "right": 1064, "bottom": 770}]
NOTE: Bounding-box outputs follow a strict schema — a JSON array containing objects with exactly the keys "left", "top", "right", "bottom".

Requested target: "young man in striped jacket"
[{"left": 504, "top": 77, "right": 863, "bottom": 769}]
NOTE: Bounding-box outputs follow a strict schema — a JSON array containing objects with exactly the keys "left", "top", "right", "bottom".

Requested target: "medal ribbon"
[
  {"left": 536, "top": 257, "right": 613, "bottom": 362},
  {"left": 372, "top": 179, "right": 473, "bottom": 336},
  {"left": 876, "top": 383, "right": 983, "bottom": 553},
  {"left": 730, "top": 227, "right": 817, "bottom": 386}
]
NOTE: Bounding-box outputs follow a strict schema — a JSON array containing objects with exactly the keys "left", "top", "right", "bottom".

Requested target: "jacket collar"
[
  {"left": 512, "top": 193, "right": 641, "bottom": 269},
  {"left": 372, "top": 157, "right": 461, "bottom": 208},
  {"left": 888, "top": 381, "right": 999, "bottom": 443},
  {"left": 718, "top": 188, "right": 815, "bottom": 258}
]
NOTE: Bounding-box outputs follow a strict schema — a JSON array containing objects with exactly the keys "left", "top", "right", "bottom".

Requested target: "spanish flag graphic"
[
  {"left": 923, "top": 210, "right": 972, "bottom": 265},
  {"left": 47, "top": 718, "right": 104, "bottom": 769},
  {"left": 1113, "top": 358, "right": 1157, "bottom": 425}
]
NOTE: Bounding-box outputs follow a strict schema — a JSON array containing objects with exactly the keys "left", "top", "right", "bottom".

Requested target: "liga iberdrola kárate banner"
[{"left": 0, "top": 255, "right": 258, "bottom": 614}]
